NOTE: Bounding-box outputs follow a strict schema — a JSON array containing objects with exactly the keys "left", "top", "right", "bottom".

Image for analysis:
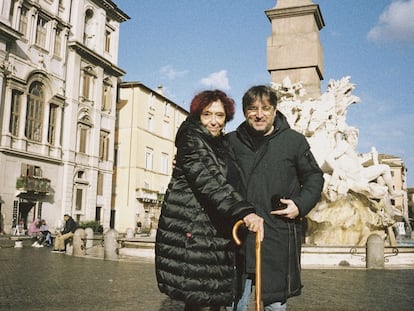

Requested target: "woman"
[
  {"left": 29, "top": 218, "right": 42, "bottom": 247},
  {"left": 155, "top": 90, "right": 263, "bottom": 311}
]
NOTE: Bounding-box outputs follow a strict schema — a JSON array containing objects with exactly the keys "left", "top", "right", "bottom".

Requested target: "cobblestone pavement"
[{"left": 1, "top": 238, "right": 413, "bottom": 311}]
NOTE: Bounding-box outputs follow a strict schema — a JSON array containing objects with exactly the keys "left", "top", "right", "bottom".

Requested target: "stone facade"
[
  {"left": 114, "top": 82, "right": 188, "bottom": 234},
  {"left": 0, "top": 0, "right": 128, "bottom": 234}
]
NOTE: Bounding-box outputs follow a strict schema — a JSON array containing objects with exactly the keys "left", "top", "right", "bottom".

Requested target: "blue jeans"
[{"left": 234, "top": 278, "right": 287, "bottom": 311}]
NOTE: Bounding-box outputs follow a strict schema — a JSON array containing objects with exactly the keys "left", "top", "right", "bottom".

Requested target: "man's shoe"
[
  {"left": 32, "top": 242, "right": 39, "bottom": 247},
  {"left": 51, "top": 250, "right": 61, "bottom": 253}
]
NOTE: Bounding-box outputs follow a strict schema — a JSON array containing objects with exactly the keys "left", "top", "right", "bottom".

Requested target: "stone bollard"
[
  {"left": 14, "top": 241, "right": 23, "bottom": 248},
  {"left": 104, "top": 229, "right": 118, "bottom": 260},
  {"left": 366, "top": 234, "right": 384, "bottom": 269},
  {"left": 85, "top": 228, "right": 94, "bottom": 253},
  {"left": 73, "top": 228, "right": 86, "bottom": 257},
  {"left": 125, "top": 227, "right": 134, "bottom": 239}
]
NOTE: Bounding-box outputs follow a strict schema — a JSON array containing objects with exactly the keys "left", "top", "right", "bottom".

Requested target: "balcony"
[
  {"left": 16, "top": 176, "right": 53, "bottom": 194},
  {"left": 136, "top": 188, "right": 164, "bottom": 205}
]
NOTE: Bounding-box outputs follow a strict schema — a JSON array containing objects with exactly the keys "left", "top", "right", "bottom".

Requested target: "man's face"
[{"left": 244, "top": 99, "right": 276, "bottom": 136}]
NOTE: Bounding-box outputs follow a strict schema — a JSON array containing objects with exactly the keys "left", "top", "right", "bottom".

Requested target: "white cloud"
[
  {"left": 159, "top": 65, "right": 188, "bottom": 80},
  {"left": 367, "top": 0, "right": 414, "bottom": 43},
  {"left": 200, "top": 70, "right": 230, "bottom": 90}
]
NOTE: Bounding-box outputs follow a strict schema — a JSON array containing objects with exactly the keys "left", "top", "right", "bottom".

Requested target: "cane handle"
[{"left": 232, "top": 220, "right": 244, "bottom": 246}]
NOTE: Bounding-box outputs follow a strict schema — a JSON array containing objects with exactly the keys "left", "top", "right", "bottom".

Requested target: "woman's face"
[{"left": 200, "top": 100, "right": 226, "bottom": 137}]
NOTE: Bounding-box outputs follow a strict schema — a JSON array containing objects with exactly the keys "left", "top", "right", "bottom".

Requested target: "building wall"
[
  {"left": 379, "top": 155, "right": 408, "bottom": 220},
  {"left": 0, "top": 0, "right": 128, "bottom": 234},
  {"left": 114, "top": 83, "right": 188, "bottom": 233}
]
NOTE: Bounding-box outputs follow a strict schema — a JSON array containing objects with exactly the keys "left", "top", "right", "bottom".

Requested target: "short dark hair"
[
  {"left": 242, "top": 85, "right": 278, "bottom": 113},
  {"left": 189, "top": 90, "right": 235, "bottom": 122}
]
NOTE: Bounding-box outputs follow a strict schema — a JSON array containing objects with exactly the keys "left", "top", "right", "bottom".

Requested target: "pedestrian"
[
  {"left": 28, "top": 218, "right": 42, "bottom": 247},
  {"left": 38, "top": 219, "right": 52, "bottom": 247},
  {"left": 155, "top": 90, "right": 264, "bottom": 311},
  {"left": 52, "top": 214, "right": 77, "bottom": 253},
  {"left": 227, "top": 85, "right": 324, "bottom": 311}
]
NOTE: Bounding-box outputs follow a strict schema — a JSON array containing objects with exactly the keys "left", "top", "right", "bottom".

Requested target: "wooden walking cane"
[{"left": 232, "top": 220, "right": 262, "bottom": 311}]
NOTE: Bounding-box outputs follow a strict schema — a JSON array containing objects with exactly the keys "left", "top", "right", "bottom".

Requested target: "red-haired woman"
[{"left": 155, "top": 90, "right": 263, "bottom": 311}]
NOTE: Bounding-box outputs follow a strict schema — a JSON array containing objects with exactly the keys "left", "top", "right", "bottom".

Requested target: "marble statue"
[{"left": 272, "top": 76, "right": 408, "bottom": 246}]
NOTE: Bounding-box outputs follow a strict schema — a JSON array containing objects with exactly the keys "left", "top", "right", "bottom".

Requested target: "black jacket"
[
  {"left": 227, "top": 111, "right": 324, "bottom": 305},
  {"left": 62, "top": 217, "right": 77, "bottom": 234},
  {"left": 155, "top": 117, "right": 255, "bottom": 306}
]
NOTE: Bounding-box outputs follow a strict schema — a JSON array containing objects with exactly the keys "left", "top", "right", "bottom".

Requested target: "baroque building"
[
  {"left": 114, "top": 82, "right": 188, "bottom": 234},
  {"left": 0, "top": 0, "right": 128, "bottom": 234}
]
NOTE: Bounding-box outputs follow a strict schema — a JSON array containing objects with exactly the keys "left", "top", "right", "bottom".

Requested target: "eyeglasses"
[{"left": 246, "top": 105, "right": 274, "bottom": 115}]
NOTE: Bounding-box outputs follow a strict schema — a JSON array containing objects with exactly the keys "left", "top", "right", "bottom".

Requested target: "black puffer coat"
[
  {"left": 227, "top": 111, "right": 324, "bottom": 306},
  {"left": 155, "top": 117, "right": 255, "bottom": 306}
]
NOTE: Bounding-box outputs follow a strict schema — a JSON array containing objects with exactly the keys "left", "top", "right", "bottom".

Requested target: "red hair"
[{"left": 190, "top": 90, "right": 235, "bottom": 122}]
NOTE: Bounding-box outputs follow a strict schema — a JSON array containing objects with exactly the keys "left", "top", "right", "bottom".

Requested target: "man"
[
  {"left": 52, "top": 214, "right": 77, "bottom": 253},
  {"left": 227, "top": 85, "right": 324, "bottom": 311}
]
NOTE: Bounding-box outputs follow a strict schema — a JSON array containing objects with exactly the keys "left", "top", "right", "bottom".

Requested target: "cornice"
[
  {"left": 0, "top": 20, "right": 22, "bottom": 41},
  {"left": 68, "top": 41, "right": 126, "bottom": 77},
  {"left": 89, "top": 0, "right": 130, "bottom": 22},
  {"left": 265, "top": 4, "right": 325, "bottom": 30}
]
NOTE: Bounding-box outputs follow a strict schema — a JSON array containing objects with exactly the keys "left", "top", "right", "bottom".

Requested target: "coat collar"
[{"left": 235, "top": 111, "right": 291, "bottom": 149}]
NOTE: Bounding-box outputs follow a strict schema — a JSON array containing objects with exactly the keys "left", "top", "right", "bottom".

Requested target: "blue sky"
[{"left": 117, "top": 0, "right": 414, "bottom": 186}]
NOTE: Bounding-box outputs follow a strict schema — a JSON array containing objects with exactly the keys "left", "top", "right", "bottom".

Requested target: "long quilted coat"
[
  {"left": 155, "top": 116, "right": 256, "bottom": 306},
  {"left": 227, "top": 111, "right": 324, "bottom": 306}
]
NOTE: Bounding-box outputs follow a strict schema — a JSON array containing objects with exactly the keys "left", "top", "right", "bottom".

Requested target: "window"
[
  {"left": 148, "top": 94, "right": 155, "bottom": 110},
  {"left": 78, "top": 115, "right": 92, "bottom": 153},
  {"left": 9, "top": 90, "right": 21, "bottom": 136},
  {"left": 102, "top": 80, "right": 112, "bottom": 111},
  {"left": 162, "top": 120, "right": 169, "bottom": 138},
  {"left": 147, "top": 114, "right": 154, "bottom": 132},
  {"left": 95, "top": 206, "right": 102, "bottom": 222},
  {"left": 84, "top": 9, "right": 94, "bottom": 46},
  {"left": 48, "top": 104, "right": 58, "bottom": 145},
  {"left": 35, "top": 16, "right": 48, "bottom": 48},
  {"left": 77, "top": 170, "right": 85, "bottom": 179},
  {"left": 78, "top": 125, "right": 88, "bottom": 153},
  {"left": 145, "top": 147, "right": 153, "bottom": 170},
  {"left": 19, "top": 7, "right": 28, "bottom": 37},
  {"left": 9, "top": 0, "right": 16, "bottom": 24},
  {"left": 97, "top": 172, "right": 104, "bottom": 195},
  {"left": 82, "top": 72, "right": 91, "bottom": 99},
  {"left": 25, "top": 82, "right": 44, "bottom": 142},
  {"left": 75, "top": 188, "right": 83, "bottom": 210},
  {"left": 114, "top": 144, "right": 119, "bottom": 166},
  {"left": 81, "top": 66, "right": 95, "bottom": 101},
  {"left": 54, "top": 28, "right": 62, "bottom": 57},
  {"left": 164, "top": 103, "right": 171, "bottom": 117},
  {"left": 21, "top": 164, "right": 42, "bottom": 177},
  {"left": 161, "top": 153, "right": 169, "bottom": 174},
  {"left": 104, "top": 29, "right": 111, "bottom": 53},
  {"left": 99, "top": 131, "right": 109, "bottom": 161}
]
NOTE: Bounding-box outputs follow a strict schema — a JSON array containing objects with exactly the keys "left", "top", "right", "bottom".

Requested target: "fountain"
[{"left": 272, "top": 77, "right": 414, "bottom": 267}]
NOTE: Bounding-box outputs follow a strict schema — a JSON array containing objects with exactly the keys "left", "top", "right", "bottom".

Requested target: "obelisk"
[{"left": 266, "top": 0, "right": 325, "bottom": 99}]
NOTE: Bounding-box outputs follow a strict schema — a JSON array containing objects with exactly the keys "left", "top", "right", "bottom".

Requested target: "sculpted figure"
[{"left": 325, "top": 126, "right": 400, "bottom": 201}]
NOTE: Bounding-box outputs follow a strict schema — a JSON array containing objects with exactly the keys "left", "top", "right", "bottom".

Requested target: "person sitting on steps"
[{"left": 52, "top": 214, "right": 77, "bottom": 253}]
